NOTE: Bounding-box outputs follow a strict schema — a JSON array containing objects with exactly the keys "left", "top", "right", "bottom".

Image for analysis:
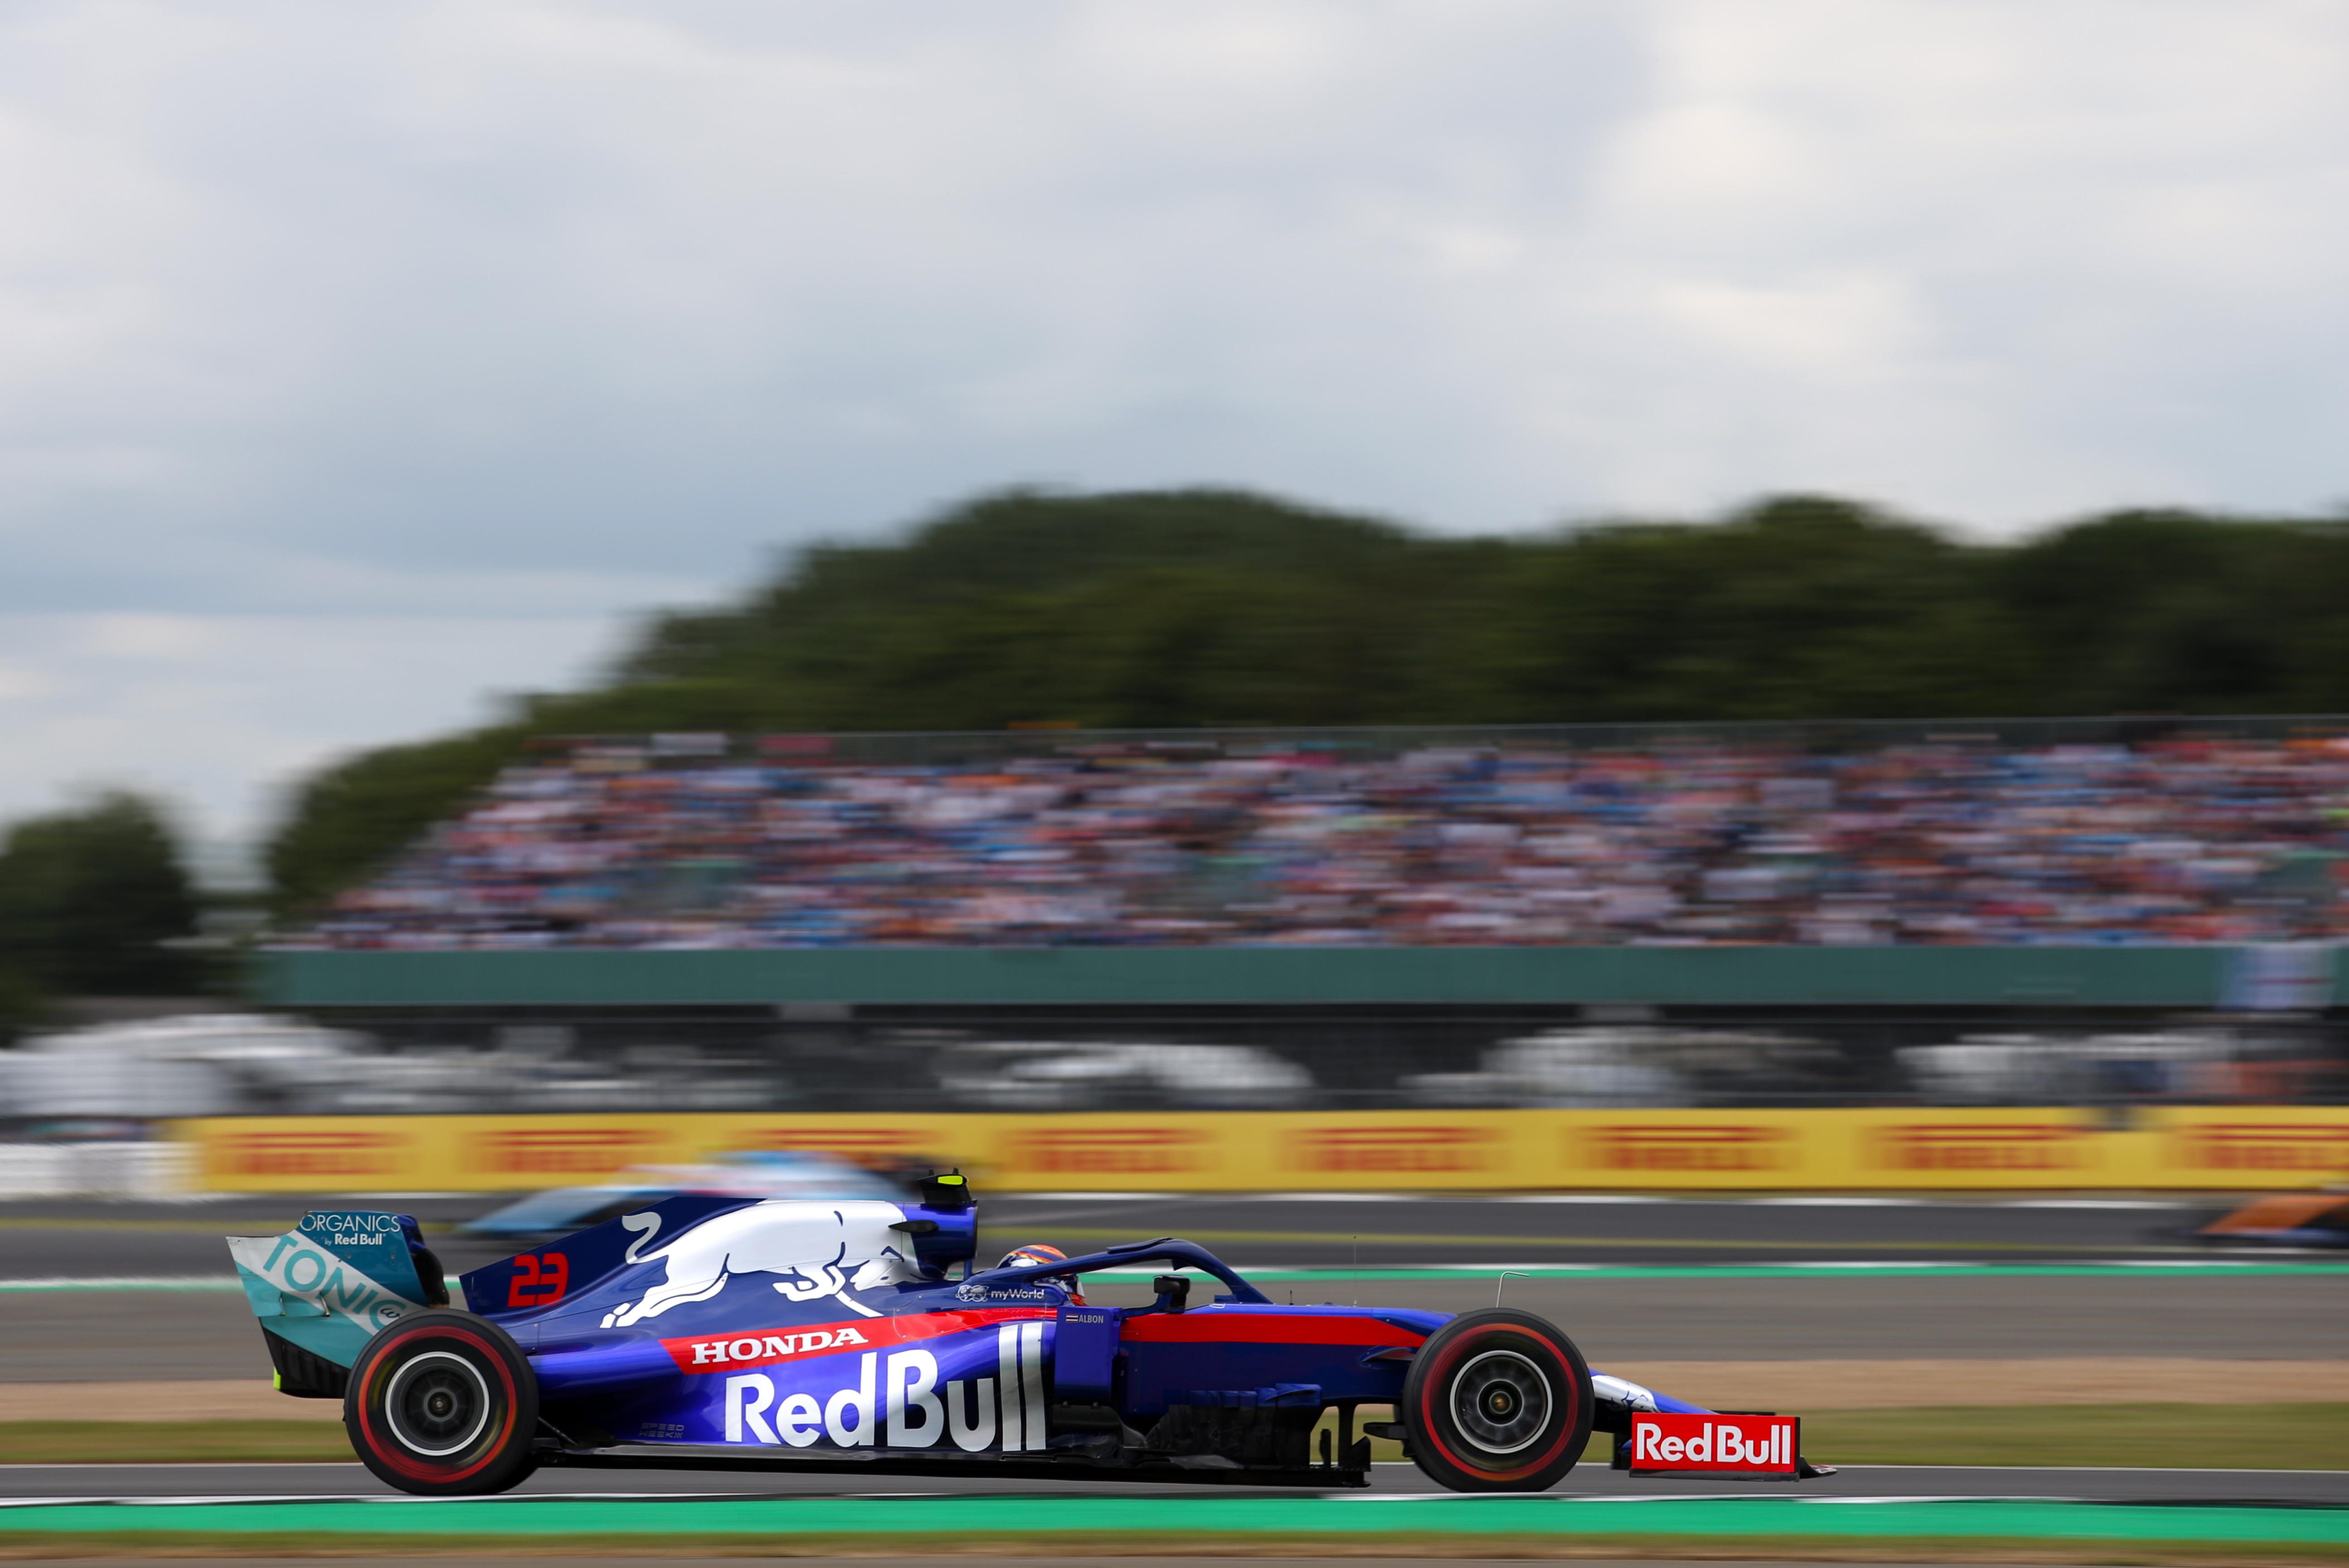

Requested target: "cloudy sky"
[{"left": 3, "top": 0, "right": 2345, "bottom": 867}]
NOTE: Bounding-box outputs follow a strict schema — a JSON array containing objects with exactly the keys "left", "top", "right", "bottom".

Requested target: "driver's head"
[
  {"left": 997, "top": 1243, "right": 1070, "bottom": 1274},
  {"left": 995, "top": 1243, "right": 1083, "bottom": 1301}
]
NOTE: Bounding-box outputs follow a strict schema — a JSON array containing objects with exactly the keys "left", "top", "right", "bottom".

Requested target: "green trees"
[
  {"left": 262, "top": 487, "right": 2349, "bottom": 913},
  {"left": 1488, "top": 496, "right": 2025, "bottom": 721},
  {"left": 264, "top": 729, "right": 531, "bottom": 919},
  {"left": 615, "top": 488, "right": 1454, "bottom": 728},
  {"left": 0, "top": 792, "right": 201, "bottom": 1012},
  {"left": 1992, "top": 511, "right": 2349, "bottom": 715}
]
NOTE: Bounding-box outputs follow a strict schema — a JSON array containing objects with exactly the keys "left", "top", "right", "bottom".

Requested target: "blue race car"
[
  {"left": 461, "top": 1150, "right": 912, "bottom": 1242},
  {"left": 228, "top": 1173, "right": 1824, "bottom": 1495}
]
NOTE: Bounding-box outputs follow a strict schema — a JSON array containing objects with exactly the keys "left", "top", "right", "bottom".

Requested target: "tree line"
[
  {"left": 231, "top": 486, "right": 2349, "bottom": 913},
  {"left": 0, "top": 793, "right": 202, "bottom": 1033}
]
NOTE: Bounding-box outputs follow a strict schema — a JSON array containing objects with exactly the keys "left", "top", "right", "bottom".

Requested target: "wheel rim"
[
  {"left": 384, "top": 1350, "right": 492, "bottom": 1458},
  {"left": 1449, "top": 1346, "right": 1553, "bottom": 1457}
]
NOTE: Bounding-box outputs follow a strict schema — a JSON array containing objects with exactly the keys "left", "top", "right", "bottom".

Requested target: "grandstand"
[
  {"left": 234, "top": 720, "right": 2349, "bottom": 1116},
  {"left": 283, "top": 719, "right": 2349, "bottom": 953}
]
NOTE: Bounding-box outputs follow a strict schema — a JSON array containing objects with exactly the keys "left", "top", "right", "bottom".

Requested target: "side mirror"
[{"left": 1151, "top": 1274, "right": 1190, "bottom": 1313}]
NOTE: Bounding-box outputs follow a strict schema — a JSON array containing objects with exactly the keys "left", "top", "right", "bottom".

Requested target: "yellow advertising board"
[
  {"left": 168, "top": 1105, "right": 2349, "bottom": 1195},
  {"left": 2135, "top": 1105, "right": 2349, "bottom": 1186}
]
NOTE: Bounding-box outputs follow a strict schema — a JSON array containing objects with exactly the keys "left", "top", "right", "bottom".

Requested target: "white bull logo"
[{"left": 600, "top": 1200, "right": 915, "bottom": 1327}]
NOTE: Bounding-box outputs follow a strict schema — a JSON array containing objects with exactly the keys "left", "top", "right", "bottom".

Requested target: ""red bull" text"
[{"left": 1628, "top": 1413, "right": 1799, "bottom": 1478}]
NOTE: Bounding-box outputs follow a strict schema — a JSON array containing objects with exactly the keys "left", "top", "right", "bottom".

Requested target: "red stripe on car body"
[
  {"left": 662, "top": 1306, "right": 1055, "bottom": 1374},
  {"left": 1120, "top": 1311, "right": 1426, "bottom": 1348}
]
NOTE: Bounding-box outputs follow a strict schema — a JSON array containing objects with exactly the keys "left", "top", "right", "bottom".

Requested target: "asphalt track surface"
[
  {"left": 984, "top": 1192, "right": 2225, "bottom": 1270},
  {"left": 10, "top": 1267, "right": 2341, "bottom": 1384},
  {"left": 0, "top": 1190, "right": 2248, "bottom": 1278},
  {"left": 0, "top": 1192, "right": 2339, "bottom": 1380}
]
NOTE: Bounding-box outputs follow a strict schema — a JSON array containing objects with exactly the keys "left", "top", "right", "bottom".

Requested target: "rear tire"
[
  {"left": 345, "top": 1309, "right": 539, "bottom": 1496},
  {"left": 1402, "top": 1308, "right": 1592, "bottom": 1493}
]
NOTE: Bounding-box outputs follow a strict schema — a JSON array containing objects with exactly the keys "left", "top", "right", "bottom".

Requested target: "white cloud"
[
  {"left": 0, "top": 611, "right": 619, "bottom": 857},
  {"left": 0, "top": 0, "right": 2344, "bottom": 852}
]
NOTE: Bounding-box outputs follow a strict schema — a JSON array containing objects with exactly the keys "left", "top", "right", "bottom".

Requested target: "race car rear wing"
[{"left": 225, "top": 1211, "right": 449, "bottom": 1399}]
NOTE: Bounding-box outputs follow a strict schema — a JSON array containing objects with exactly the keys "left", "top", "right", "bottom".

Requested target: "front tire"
[
  {"left": 345, "top": 1309, "right": 539, "bottom": 1496},
  {"left": 1402, "top": 1308, "right": 1592, "bottom": 1493}
]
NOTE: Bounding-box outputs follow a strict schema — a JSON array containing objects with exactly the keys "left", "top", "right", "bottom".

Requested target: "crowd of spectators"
[{"left": 288, "top": 736, "right": 2349, "bottom": 949}]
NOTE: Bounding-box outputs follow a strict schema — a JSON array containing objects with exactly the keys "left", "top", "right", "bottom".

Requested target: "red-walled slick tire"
[
  {"left": 344, "top": 1310, "right": 539, "bottom": 1496},
  {"left": 1402, "top": 1308, "right": 1592, "bottom": 1493}
]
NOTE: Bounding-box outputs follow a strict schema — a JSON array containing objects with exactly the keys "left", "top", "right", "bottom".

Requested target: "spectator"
[{"left": 283, "top": 737, "right": 2349, "bottom": 950}]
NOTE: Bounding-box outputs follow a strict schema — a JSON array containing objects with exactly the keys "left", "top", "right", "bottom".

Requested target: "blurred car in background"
[
  {"left": 933, "top": 1038, "right": 1312, "bottom": 1110},
  {"left": 461, "top": 1149, "right": 911, "bottom": 1240},
  {"left": 1403, "top": 1026, "right": 1844, "bottom": 1108},
  {"left": 0, "top": 1013, "right": 371, "bottom": 1119},
  {"left": 2190, "top": 1187, "right": 2349, "bottom": 1249},
  {"left": 0, "top": 1014, "right": 786, "bottom": 1119}
]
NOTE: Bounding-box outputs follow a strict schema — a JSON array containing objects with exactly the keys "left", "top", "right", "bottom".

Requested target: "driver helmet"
[{"left": 996, "top": 1243, "right": 1084, "bottom": 1304}]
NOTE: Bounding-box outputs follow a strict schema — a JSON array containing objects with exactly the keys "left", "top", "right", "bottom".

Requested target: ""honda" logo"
[{"left": 683, "top": 1325, "right": 870, "bottom": 1367}]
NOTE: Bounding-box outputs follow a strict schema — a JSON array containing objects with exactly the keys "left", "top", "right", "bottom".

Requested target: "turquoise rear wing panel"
[{"left": 227, "top": 1211, "right": 429, "bottom": 1370}]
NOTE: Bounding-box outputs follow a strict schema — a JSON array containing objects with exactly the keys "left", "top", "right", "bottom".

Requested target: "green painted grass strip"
[
  {"left": 0, "top": 1532, "right": 2339, "bottom": 1566},
  {"left": 0, "top": 1496, "right": 2344, "bottom": 1546}
]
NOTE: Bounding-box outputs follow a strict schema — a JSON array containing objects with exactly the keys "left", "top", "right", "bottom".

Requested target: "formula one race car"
[
  {"left": 228, "top": 1174, "right": 1825, "bottom": 1495},
  {"left": 2190, "top": 1187, "right": 2349, "bottom": 1249},
  {"left": 461, "top": 1151, "right": 911, "bottom": 1242}
]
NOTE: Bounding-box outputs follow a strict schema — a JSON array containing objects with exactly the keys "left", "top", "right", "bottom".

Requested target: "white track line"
[{"left": 0, "top": 1277, "right": 236, "bottom": 1291}]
